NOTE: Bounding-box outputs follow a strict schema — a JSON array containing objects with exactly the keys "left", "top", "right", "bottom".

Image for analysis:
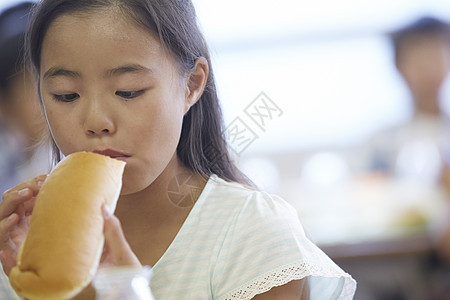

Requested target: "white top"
[
  {"left": 0, "top": 175, "right": 356, "bottom": 299},
  {"left": 150, "top": 175, "right": 356, "bottom": 299}
]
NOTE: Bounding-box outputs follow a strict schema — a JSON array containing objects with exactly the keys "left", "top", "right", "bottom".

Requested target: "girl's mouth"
[{"left": 92, "top": 149, "right": 131, "bottom": 162}]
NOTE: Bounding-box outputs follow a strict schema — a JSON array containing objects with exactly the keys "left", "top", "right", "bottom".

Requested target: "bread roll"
[{"left": 9, "top": 151, "right": 126, "bottom": 300}]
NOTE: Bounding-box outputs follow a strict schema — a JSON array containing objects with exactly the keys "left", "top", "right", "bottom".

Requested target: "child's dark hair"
[
  {"left": 391, "top": 16, "right": 450, "bottom": 62},
  {"left": 26, "top": 0, "right": 252, "bottom": 185}
]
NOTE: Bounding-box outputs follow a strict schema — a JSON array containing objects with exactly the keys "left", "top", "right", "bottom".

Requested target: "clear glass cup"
[{"left": 93, "top": 266, "right": 155, "bottom": 300}]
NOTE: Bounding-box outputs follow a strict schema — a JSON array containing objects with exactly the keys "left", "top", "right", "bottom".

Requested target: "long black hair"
[{"left": 26, "top": 0, "right": 252, "bottom": 185}]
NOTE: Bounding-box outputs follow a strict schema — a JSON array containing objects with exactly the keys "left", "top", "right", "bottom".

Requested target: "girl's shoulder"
[
  {"left": 203, "top": 174, "right": 297, "bottom": 216},
  {"left": 199, "top": 175, "right": 302, "bottom": 234}
]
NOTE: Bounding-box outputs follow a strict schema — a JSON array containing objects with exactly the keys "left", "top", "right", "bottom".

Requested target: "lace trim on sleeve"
[{"left": 217, "top": 261, "right": 356, "bottom": 300}]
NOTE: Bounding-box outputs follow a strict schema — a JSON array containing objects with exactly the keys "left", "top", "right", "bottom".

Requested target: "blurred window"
[{"left": 193, "top": 0, "right": 450, "bottom": 154}]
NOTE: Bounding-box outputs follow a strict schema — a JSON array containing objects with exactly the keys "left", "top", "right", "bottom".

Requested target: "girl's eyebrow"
[
  {"left": 43, "top": 67, "right": 81, "bottom": 80},
  {"left": 42, "top": 64, "right": 153, "bottom": 80},
  {"left": 106, "top": 64, "right": 153, "bottom": 77}
]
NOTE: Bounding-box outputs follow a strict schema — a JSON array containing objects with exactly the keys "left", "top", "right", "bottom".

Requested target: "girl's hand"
[
  {"left": 99, "top": 204, "right": 141, "bottom": 268},
  {"left": 71, "top": 205, "right": 142, "bottom": 300},
  {"left": 0, "top": 175, "right": 47, "bottom": 275}
]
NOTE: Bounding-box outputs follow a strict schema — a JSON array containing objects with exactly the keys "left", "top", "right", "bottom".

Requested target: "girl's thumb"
[{"left": 101, "top": 204, "right": 141, "bottom": 267}]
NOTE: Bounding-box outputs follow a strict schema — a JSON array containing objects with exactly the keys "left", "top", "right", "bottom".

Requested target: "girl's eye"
[
  {"left": 115, "top": 90, "right": 145, "bottom": 99},
  {"left": 53, "top": 93, "right": 79, "bottom": 102}
]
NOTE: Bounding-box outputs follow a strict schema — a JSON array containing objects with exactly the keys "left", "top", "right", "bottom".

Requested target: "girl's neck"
[
  {"left": 115, "top": 154, "right": 207, "bottom": 223},
  {"left": 112, "top": 155, "right": 208, "bottom": 267}
]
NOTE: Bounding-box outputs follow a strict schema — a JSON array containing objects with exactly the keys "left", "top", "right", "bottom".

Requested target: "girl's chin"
[{"left": 118, "top": 177, "right": 153, "bottom": 196}]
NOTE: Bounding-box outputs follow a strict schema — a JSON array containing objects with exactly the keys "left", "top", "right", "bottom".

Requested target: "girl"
[{"left": 0, "top": 0, "right": 356, "bottom": 299}]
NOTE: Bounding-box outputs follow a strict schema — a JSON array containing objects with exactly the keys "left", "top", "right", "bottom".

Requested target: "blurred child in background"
[
  {"left": 366, "top": 16, "right": 450, "bottom": 186},
  {"left": 0, "top": 1, "right": 51, "bottom": 195}
]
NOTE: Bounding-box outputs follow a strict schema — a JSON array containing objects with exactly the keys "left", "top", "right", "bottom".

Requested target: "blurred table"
[
  {"left": 288, "top": 175, "right": 450, "bottom": 299},
  {"left": 321, "top": 230, "right": 433, "bottom": 260}
]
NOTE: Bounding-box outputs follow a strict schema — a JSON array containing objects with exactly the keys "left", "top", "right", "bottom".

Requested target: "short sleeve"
[{"left": 211, "top": 191, "right": 356, "bottom": 299}]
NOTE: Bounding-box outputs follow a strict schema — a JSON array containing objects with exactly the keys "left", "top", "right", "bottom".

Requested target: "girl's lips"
[
  {"left": 92, "top": 149, "right": 131, "bottom": 161},
  {"left": 113, "top": 156, "right": 130, "bottom": 162}
]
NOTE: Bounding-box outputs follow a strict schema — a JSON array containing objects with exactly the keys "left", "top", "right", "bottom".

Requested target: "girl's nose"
[
  {"left": 86, "top": 127, "right": 112, "bottom": 135},
  {"left": 82, "top": 100, "right": 116, "bottom": 136}
]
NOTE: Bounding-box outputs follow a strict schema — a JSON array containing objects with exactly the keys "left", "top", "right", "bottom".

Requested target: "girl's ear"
[{"left": 184, "top": 57, "right": 209, "bottom": 114}]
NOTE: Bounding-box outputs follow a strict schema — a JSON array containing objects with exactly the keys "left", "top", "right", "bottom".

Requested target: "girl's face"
[{"left": 40, "top": 9, "right": 194, "bottom": 194}]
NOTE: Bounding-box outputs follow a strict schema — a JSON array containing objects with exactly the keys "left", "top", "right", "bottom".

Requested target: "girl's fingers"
[
  {"left": 0, "top": 215, "right": 18, "bottom": 247},
  {"left": 0, "top": 189, "right": 31, "bottom": 221},
  {"left": 5, "top": 174, "right": 47, "bottom": 198},
  {"left": 0, "top": 175, "right": 47, "bottom": 219},
  {"left": 23, "top": 197, "right": 36, "bottom": 216},
  {"left": 0, "top": 214, "right": 18, "bottom": 237},
  {"left": 0, "top": 177, "right": 44, "bottom": 277},
  {"left": 101, "top": 204, "right": 141, "bottom": 268},
  {"left": 0, "top": 250, "right": 16, "bottom": 276}
]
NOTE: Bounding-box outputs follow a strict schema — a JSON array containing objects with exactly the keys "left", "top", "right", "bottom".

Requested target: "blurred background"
[
  {"left": 191, "top": 1, "right": 450, "bottom": 299},
  {"left": 2, "top": 0, "right": 450, "bottom": 299}
]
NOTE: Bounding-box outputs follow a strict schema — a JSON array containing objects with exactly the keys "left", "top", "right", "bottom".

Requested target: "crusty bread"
[{"left": 9, "top": 151, "right": 126, "bottom": 300}]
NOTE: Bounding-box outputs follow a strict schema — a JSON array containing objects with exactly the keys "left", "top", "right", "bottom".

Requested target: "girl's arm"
[{"left": 252, "top": 279, "right": 310, "bottom": 300}]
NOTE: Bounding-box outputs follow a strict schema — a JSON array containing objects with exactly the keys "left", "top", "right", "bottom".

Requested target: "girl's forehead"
[
  {"left": 48, "top": 6, "right": 151, "bottom": 39},
  {"left": 40, "top": 7, "right": 180, "bottom": 78},
  {"left": 46, "top": 8, "right": 160, "bottom": 49},
  {"left": 50, "top": 7, "right": 134, "bottom": 30}
]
